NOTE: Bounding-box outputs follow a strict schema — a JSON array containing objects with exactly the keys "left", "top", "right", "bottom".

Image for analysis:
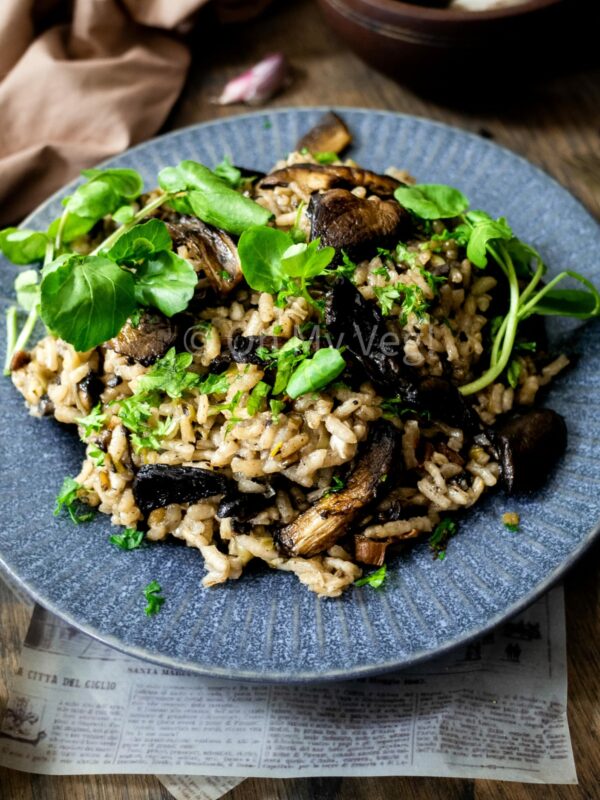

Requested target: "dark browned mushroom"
[
  {"left": 217, "top": 489, "right": 275, "bottom": 522},
  {"left": 296, "top": 112, "right": 352, "bottom": 155},
  {"left": 258, "top": 164, "right": 401, "bottom": 198},
  {"left": 493, "top": 408, "right": 567, "bottom": 494},
  {"left": 309, "top": 189, "right": 410, "bottom": 261},
  {"left": 106, "top": 312, "right": 178, "bottom": 367},
  {"left": 325, "top": 277, "right": 481, "bottom": 433},
  {"left": 77, "top": 371, "right": 104, "bottom": 411},
  {"left": 133, "top": 464, "right": 232, "bottom": 517},
  {"left": 167, "top": 216, "right": 241, "bottom": 295},
  {"left": 275, "top": 421, "right": 401, "bottom": 558}
]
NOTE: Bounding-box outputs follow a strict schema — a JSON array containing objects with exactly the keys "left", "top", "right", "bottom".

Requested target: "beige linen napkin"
[{"left": 0, "top": 0, "right": 270, "bottom": 226}]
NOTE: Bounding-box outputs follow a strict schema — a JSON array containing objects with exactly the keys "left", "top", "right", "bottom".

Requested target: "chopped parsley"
[
  {"left": 135, "top": 348, "right": 202, "bottom": 399},
  {"left": 130, "top": 417, "right": 175, "bottom": 453},
  {"left": 395, "top": 242, "right": 419, "bottom": 267},
  {"left": 54, "top": 477, "right": 96, "bottom": 524},
  {"left": 355, "top": 564, "right": 387, "bottom": 589},
  {"left": 429, "top": 517, "right": 458, "bottom": 560},
  {"left": 269, "top": 398, "right": 285, "bottom": 421},
  {"left": 88, "top": 444, "right": 105, "bottom": 467},
  {"left": 420, "top": 268, "right": 446, "bottom": 295},
  {"left": 516, "top": 340, "right": 537, "bottom": 352},
  {"left": 323, "top": 476, "right": 345, "bottom": 497},
  {"left": 380, "top": 397, "right": 430, "bottom": 421},
  {"left": 143, "top": 580, "right": 165, "bottom": 616},
  {"left": 110, "top": 527, "right": 144, "bottom": 550},
  {"left": 334, "top": 251, "right": 357, "bottom": 281},
  {"left": 373, "top": 266, "right": 390, "bottom": 278},
  {"left": 374, "top": 282, "right": 429, "bottom": 324},
  {"left": 247, "top": 381, "right": 271, "bottom": 416},
  {"left": 257, "top": 337, "right": 312, "bottom": 395},
  {"left": 313, "top": 151, "right": 338, "bottom": 164},
  {"left": 76, "top": 404, "right": 106, "bottom": 438}
]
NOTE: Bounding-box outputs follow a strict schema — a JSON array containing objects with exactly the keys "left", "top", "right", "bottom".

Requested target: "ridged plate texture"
[{"left": 1, "top": 108, "right": 599, "bottom": 681}]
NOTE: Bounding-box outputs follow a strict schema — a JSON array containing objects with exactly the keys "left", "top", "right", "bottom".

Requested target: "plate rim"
[{"left": 2, "top": 106, "right": 600, "bottom": 683}]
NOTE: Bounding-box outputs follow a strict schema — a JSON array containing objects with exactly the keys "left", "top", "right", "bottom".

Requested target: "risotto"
[{"left": 3, "top": 112, "right": 597, "bottom": 599}]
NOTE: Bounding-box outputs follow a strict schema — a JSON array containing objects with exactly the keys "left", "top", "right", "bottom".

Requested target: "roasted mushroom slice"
[
  {"left": 217, "top": 489, "right": 275, "bottom": 522},
  {"left": 77, "top": 371, "right": 104, "bottom": 411},
  {"left": 275, "top": 422, "right": 401, "bottom": 558},
  {"left": 309, "top": 189, "right": 410, "bottom": 261},
  {"left": 325, "top": 277, "right": 480, "bottom": 432},
  {"left": 354, "top": 535, "right": 390, "bottom": 567},
  {"left": 106, "top": 312, "right": 178, "bottom": 367},
  {"left": 296, "top": 111, "right": 352, "bottom": 155},
  {"left": 325, "top": 276, "right": 408, "bottom": 393},
  {"left": 258, "top": 164, "right": 401, "bottom": 198},
  {"left": 493, "top": 408, "right": 567, "bottom": 494},
  {"left": 167, "top": 216, "right": 241, "bottom": 294},
  {"left": 133, "top": 465, "right": 232, "bottom": 518},
  {"left": 229, "top": 334, "right": 288, "bottom": 365}
]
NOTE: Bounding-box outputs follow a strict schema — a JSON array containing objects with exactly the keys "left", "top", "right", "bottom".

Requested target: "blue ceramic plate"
[{"left": 1, "top": 108, "right": 599, "bottom": 682}]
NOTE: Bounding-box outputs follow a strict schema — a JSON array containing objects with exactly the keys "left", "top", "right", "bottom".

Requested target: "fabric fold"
[{"left": 0, "top": 0, "right": 271, "bottom": 225}]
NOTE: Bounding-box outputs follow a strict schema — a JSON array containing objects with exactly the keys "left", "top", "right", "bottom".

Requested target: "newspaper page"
[{"left": 0, "top": 584, "right": 576, "bottom": 786}]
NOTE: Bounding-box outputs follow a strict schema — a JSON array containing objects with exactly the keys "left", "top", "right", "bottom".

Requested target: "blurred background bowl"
[{"left": 316, "top": 0, "right": 579, "bottom": 90}]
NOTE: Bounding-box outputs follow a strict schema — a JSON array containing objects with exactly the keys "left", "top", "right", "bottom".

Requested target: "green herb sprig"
[
  {"left": 429, "top": 517, "right": 458, "bottom": 560},
  {"left": 355, "top": 564, "right": 387, "bottom": 588},
  {"left": 393, "top": 184, "right": 600, "bottom": 395},
  {"left": 143, "top": 580, "right": 165, "bottom": 616},
  {"left": 54, "top": 477, "right": 96, "bottom": 524},
  {"left": 110, "top": 528, "right": 144, "bottom": 550}
]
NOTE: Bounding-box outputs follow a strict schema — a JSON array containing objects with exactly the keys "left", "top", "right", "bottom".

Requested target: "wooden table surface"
[{"left": 1, "top": 1, "right": 599, "bottom": 797}]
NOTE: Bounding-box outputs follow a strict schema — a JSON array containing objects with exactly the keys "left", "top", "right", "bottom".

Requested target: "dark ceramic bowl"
[{"left": 317, "top": 0, "right": 574, "bottom": 86}]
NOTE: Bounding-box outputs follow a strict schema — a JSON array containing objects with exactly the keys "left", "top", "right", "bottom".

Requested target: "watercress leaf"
[
  {"left": 213, "top": 156, "right": 242, "bottom": 188},
  {"left": 465, "top": 209, "right": 494, "bottom": 225},
  {"left": 112, "top": 204, "right": 136, "bottom": 225},
  {"left": 0, "top": 228, "right": 48, "bottom": 265},
  {"left": 40, "top": 254, "right": 136, "bottom": 351},
  {"left": 158, "top": 166, "right": 188, "bottom": 193},
  {"left": 466, "top": 218, "right": 512, "bottom": 268},
  {"left": 168, "top": 161, "right": 272, "bottom": 235},
  {"left": 186, "top": 188, "right": 271, "bottom": 236},
  {"left": 133, "top": 250, "right": 197, "bottom": 317},
  {"left": 286, "top": 347, "right": 346, "bottom": 399},
  {"left": 281, "top": 239, "right": 335, "bottom": 279},
  {"left": 238, "top": 225, "right": 291, "bottom": 293},
  {"left": 394, "top": 184, "right": 469, "bottom": 220},
  {"left": 14, "top": 269, "right": 40, "bottom": 312},
  {"left": 47, "top": 213, "right": 97, "bottom": 244},
  {"left": 64, "top": 179, "right": 120, "bottom": 219},
  {"left": 108, "top": 219, "right": 173, "bottom": 263},
  {"left": 505, "top": 237, "right": 546, "bottom": 278},
  {"left": 527, "top": 287, "right": 600, "bottom": 319},
  {"left": 80, "top": 168, "right": 144, "bottom": 200},
  {"left": 507, "top": 359, "right": 521, "bottom": 389}
]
